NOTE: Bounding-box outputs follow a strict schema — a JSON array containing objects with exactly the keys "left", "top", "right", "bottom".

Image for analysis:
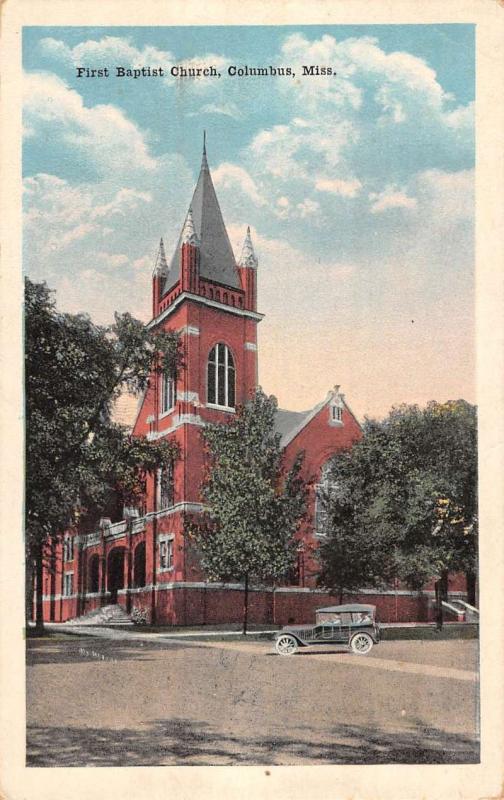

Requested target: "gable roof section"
[
  {"left": 275, "top": 399, "right": 329, "bottom": 449},
  {"left": 275, "top": 392, "right": 362, "bottom": 449},
  {"left": 274, "top": 408, "right": 310, "bottom": 441},
  {"left": 164, "top": 149, "right": 240, "bottom": 293}
]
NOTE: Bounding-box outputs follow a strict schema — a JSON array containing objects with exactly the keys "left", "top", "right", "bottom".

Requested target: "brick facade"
[{"left": 37, "top": 146, "right": 473, "bottom": 626}]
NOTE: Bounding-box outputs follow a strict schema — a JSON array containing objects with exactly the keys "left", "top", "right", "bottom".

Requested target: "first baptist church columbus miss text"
[{"left": 75, "top": 64, "right": 335, "bottom": 78}]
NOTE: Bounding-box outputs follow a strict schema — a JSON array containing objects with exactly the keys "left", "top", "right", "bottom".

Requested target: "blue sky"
[{"left": 23, "top": 25, "right": 475, "bottom": 418}]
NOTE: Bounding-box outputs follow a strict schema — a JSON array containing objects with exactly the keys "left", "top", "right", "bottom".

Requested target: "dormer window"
[
  {"left": 207, "top": 343, "right": 235, "bottom": 410},
  {"left": 329, "top": 386, "right": 344, "bottom": 426},
  {"left": 331, "top": 404, "right": 342, "bottom": 423}
]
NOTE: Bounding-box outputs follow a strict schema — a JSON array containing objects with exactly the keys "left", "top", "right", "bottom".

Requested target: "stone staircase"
[{"left": 65, "top": 604, "right": 133, "bottom": 626}]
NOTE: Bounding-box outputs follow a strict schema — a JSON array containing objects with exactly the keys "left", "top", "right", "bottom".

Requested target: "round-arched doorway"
[
  {"left": 107, "top": 547, "right": 126, "bottom": 604},
  {"left": 133, "top": 541, "right": 146, "bottom": 588},
  {"left": 88, "top": 554, "right": 100, "bottom": 594}
]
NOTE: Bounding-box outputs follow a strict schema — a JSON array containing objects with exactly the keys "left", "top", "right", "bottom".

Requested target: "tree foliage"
[
  {"left": 187, "top": 389, "right": 307, "bottom": 632},
  {"left": 318, "top": 401, "right": 478, "bottom": 601},
  {"left": 25, "top": 278, "right": 182, "bottom": 629}
]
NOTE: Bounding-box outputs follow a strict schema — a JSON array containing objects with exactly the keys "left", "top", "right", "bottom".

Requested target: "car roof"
[{"left": 316, "top": 604, "right": 376, "bottom": 613}]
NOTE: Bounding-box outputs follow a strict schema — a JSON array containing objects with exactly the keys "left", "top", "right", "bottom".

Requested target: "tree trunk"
[
  {"left": 466, "top": 570, "right": 477, "bottom": 607},
  {"left": 434, "top": 578, "right": 443, "bottom": 631},
  {"left": 339, "top": 588, "right": 344, "bottom": 605},
  {"left": 440, "top": 569, "right": 449, "bottom": 600},
  {"left": 25, "top": 559, "right": 35, "bottom": 629},
  {"left": 242, "top": 573, "right": 249, "bottom": 635},
  {"left": 35, "top": 547, "right": 45, "bottom": 635}
]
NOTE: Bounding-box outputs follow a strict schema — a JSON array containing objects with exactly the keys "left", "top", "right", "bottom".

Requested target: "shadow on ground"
[
  {"left": 26, "top": 637, "right": 199, "bottom": 665},
  {"left": 27, "top": 717, "right": 479, "bottom": 767}
]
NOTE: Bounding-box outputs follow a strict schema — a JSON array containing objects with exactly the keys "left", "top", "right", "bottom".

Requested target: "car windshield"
[
  {"left": 356, "top": 612, "right": 374, "bottom": 623},
  {"left": 319, "top": 613, "right": 341, "bottom": 623}
]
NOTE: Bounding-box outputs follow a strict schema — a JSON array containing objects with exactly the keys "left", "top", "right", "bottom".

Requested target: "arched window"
[
  {"left": 314, "top": 457, "right": 339, "bottom": 538},
  {"left": 158, "top": 460, "right": 174, "bottom": 509},
  {"left": 207, "top": 343, "right": 235, "bottom": 409},
  {"left": 161, "top": 371, "right": 175, "bottom": 415}
]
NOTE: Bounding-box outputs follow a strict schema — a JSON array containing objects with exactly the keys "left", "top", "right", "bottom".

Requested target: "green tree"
[
  {"left": 187, "top": 389, "right": 307, "bottom": 634},
  {"left": 318, "top": 401, "right": 477, "bottom": 624},
  {"left": 25, "top": 278, "right": 181, "bottom": 633}
]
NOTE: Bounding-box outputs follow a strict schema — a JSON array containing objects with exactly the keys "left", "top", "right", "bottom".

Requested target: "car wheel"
[
  {"left": 275, "top": 634, "right": 299, "bottom": 656},
  {"left": 350, "top": 632, "right": 374, "bottom": 655}
]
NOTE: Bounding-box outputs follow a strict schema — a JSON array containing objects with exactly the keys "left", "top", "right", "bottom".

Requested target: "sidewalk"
[
  {"left": 42, "top": 622, "right": 277, "bottom": 643},
  {"left": 40, "top": 620, "right": 478, "bottom": 643}
]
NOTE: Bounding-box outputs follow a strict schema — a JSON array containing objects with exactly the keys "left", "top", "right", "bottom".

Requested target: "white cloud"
[
  {"left": 39, "top": 36, "right": 230, "bottom": 91},
  {"left": 315, "top": 177, "right": 362, "bottom": 197},
  {"left": 443, "top": 101, "right": 475, "bottom": 130},
  {"left": 273, "top": 196, "right": 291, "bottom": 219},
  {"left": 249, "top": 119, "right": 357, "bottom": 183},
  {"left": 198, "top": 102, "right": 243, "bottom": 119},
  {"left": 132, "top": 254, "right": 154, "bottom": 271},
  {"left": 96, "top": 252, "right": 129, "bottom": 268},
  {"left": 23, "top": 174, "right": 154, "bottom": 261},
  {"left": 296, "top": 199, "right": 320, "bottom": 217},
  {"left": 415, "top": 169, "right": 473, "bottom": 221},
  {"left": 335, "top": 35, "right": 447, "bottom": 109},
  {"left": 212, "top": 162, "right": 266, "bottom": 206},
  {"left": 91, "top": 188, "right": 153, "bottom": 219},
  {"left": 24, "top": 71, "right": 156, "bottom": 174},
  {"left": 369, "top": 186, "right": 418, "bottom": 213}
]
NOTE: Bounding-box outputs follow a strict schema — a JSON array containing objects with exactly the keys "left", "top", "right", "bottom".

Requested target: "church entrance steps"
[{"left": 64, "top": 604, "right": 134, "bottom": 627}]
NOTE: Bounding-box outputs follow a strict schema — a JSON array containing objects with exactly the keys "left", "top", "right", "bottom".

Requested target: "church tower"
[{"left": 133, "top": 139, "right": 262, "bottom": 617}]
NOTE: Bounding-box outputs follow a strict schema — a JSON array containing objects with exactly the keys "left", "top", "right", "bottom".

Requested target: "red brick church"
[{"left": 39, "top": 144, "right": 467, "bottom": 626}]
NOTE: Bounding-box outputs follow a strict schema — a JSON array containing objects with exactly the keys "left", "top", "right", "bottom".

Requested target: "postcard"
[{"left": 1, "top": 1, "right": 503, "bottom": 799}]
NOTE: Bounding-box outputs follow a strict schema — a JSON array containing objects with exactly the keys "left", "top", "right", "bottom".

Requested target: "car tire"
[
  {"left": 275, "top": 634, "right": 299, "bottom": 656},
  {"left": 350, "top": 632, "right": 374, "bottom": 655}
]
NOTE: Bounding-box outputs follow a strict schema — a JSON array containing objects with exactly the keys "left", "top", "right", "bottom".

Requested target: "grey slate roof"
[
  {"left": 274, "top": 408, "right": 311, "bottom": 439},
  {"left": 164, "top": 148, "right": 241, "bottom": 293}
]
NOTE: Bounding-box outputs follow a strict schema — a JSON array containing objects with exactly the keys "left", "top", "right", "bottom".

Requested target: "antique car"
[{"left": 274, "top": 603, "right": 380, "bottom": 656}]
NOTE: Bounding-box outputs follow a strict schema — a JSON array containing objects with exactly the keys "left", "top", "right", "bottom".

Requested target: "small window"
[
  {"left": 161, "top": 372, "right": 175, "bottom": 415},
  {"left": 63, "top": 537, "right": 73, "bottom": 562},
  {"left": 159, "top": 537, "right": 174, "bottom": 571},
  {"left": 159, "top": 463, "right": 174, "bottom": 509},
  {"left": 331, "top": 404, "right": 342, "bottom": 423},
  {"left": 207, "top": 343, "right": 235, "bottom": 409},
  {"left": 63, "top": 573, "right": 74, "bottom": 597}
]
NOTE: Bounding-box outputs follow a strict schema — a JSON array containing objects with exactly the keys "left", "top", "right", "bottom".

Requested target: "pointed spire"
[
  {"left": 180, "top": 207, "right": 200, "bottom": 247},
  {"left": 164, "top": 139, "right": 241, "bottom": 292},
  {"left": 201, "top": 130, "right": 209, "bottom": 171},
  {"left": 153, "top": 237, "right": 169, "bottom": 276},
  {"left": 238, "top": 226, "right": 258, "bottom": 269}
]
